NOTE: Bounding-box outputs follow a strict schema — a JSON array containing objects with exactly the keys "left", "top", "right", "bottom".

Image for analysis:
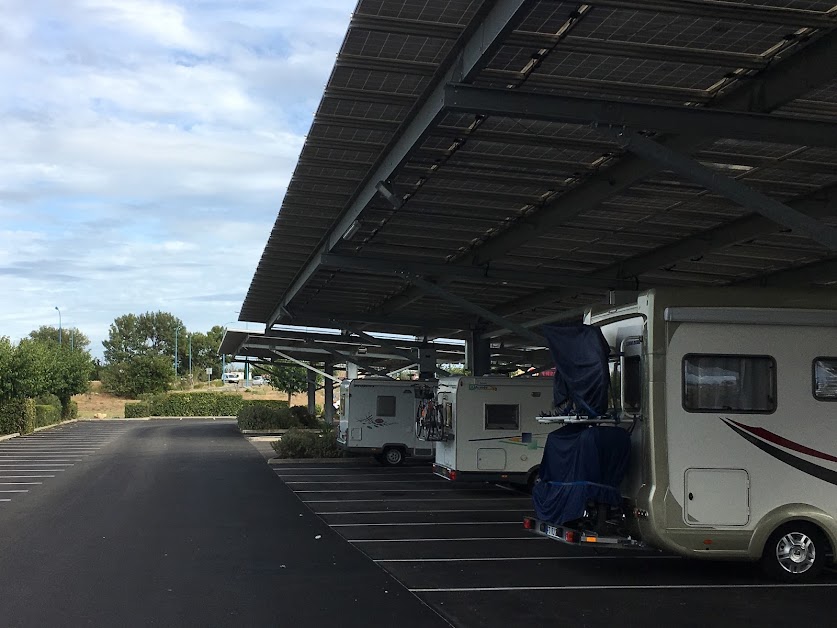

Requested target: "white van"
[
  {"left": 431, "top": 376, "right": 554, "bottom": 487},
  {"left": 525, "top": 288, "right": 837, "bottom": 582},
  {"left": 337, "top": 378, "right": 435, "bottom": 466}
]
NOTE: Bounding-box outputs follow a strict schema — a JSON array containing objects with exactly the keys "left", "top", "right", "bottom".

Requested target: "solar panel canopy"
[{"left": 240, "top": 0, "right": 837, "bottom": 344}]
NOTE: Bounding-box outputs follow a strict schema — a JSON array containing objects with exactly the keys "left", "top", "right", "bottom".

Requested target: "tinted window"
[
  {"left": 623, "top": 356, "right": 642, "bottom": 413},
  {"left": 485, "top": 404, "right": 519, "bottom": 430},
  {"left": 376, "top": 395, "right": 396, "bottom": 417},
  {"left": 814, "top": 358, "right": 837, "bottom": 401},
  {"left": 683, "top": 355, "right": 776, "bottom": 413}
]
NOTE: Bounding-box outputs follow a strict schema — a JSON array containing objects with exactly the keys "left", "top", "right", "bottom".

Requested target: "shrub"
[
  {"left": 61, "top": 399, "right": 78, "bottom": 421},
  {"left": 124, "top": 402, "right": 151, "bottom": 418},
  {"left": 35, "top": 393, "right": 62, "bottom": 410},
  {"left": 236, "top": 400, "right": 294, "bottom": 431},
  {"left": 148, "top": 392, "right": 244, "bottom": 417},
  {"left": 35, "top": 404, "right": 61, "bottom": 428},
  {"left": 289, "top": 405, "right": 319, "bottom": 428},
  {"left": 271, "top": 426, "right": 342, "bottom": 459},
  {"left": 0, "top": 398, "right": 36, "bottom": 435}
]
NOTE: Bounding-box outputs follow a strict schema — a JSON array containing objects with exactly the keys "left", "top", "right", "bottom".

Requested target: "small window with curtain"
[
  {"left": 813, "top": 358, "right": 837, "bottom": 401},
  {"left": 683, "top": 355, "right": 776, "bottom": 413},
  {"left": 376, "top": 395, "right": 396, "bottom": 417},
  {"left": 485, "top": 404, "right": 519, "bottom": 430}
]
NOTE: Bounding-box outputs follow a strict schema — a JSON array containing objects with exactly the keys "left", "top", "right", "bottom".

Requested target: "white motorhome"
[
  {"left": 525, "top": 288, "right": 837, "bottom": 581},
  {"left": 337, "top": 378, "right": 435, "bottom": 466},
  {"left": 431, "top": 376, "right": 554, "bottom": 486}
]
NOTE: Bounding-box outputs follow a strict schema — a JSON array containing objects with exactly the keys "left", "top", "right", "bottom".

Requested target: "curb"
[
  {"left": 34, "top": 418, "right": 80, "bottom": 433},
  {"left": 239, "top": 428, "right": 321, "bottom": 436},
  {"left": 0, "top": 432, "right": 21, "bottom": 442}
]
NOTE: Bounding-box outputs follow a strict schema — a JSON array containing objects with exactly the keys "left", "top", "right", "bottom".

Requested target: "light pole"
[
  {"left": 174, "top": 325, "right": 181, "bottom": 376},
  {"left": 188, "top": 334, "right": 192, "bottom": 382},
  {"left": 55, "top": 307, "right": 62, "bottom": 345}
]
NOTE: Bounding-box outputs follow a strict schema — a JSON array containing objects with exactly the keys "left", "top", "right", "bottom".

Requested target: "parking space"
[
  {"left": 0, "top": 421, "right": 130, "bottom": 504},
  {"left": 274, "top": 460, "right": 837, "bottom": 628}
]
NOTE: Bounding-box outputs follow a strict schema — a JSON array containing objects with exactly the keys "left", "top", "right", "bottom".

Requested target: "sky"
[{"left": 0, "top": 0, "right": 357, "bottom": 358}]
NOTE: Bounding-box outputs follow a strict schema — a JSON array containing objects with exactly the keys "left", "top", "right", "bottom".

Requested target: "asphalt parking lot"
[
  {"left": 273, "top": 459, "right": 837, "bottom": 628},
  {"left": 0, "top": 421, "right": 131, "bottom": 504}
]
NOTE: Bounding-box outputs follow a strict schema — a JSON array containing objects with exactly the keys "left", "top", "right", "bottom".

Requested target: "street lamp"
[
  {"left": 174, "top": 325, "right": 181, "bottom": 376},
  {"left": 55, "top": 307, "right": 62, "bottom": 345},
  {"left": 188, "top": 333, "right": 193, "bottom": 381}
]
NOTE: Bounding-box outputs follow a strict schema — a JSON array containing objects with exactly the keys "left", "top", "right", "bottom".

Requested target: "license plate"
[{"left": 546, "top": 525, "right": 559, "bottom": 538}]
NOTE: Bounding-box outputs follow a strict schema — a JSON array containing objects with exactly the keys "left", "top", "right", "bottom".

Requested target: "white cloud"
[{"left": 0, "top": 0, "right": 357, "bottom": 356}]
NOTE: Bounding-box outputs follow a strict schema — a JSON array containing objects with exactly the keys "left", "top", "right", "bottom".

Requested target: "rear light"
[
  {"left": 565, "top": 530, "right": 578, "bottom": 543},
  {"left": 449, "top": 470, "right": 457, "bottom": 481},
  {"left": 523, "top": 517, "right": 535, "bottom": 530}
]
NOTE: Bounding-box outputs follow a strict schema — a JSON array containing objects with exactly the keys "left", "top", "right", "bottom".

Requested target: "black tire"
[
  {"left": 761, "top": 522, "right": 829, "bottom": 583},
  {"left": 381, "top": 446, "right": 404, "bottom": 467},
  {"left": 526, "top": 467, "right": 540, "bottom": 494}
]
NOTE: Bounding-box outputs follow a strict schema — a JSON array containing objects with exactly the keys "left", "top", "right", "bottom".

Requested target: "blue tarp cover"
[
  {"left": 532, "top": 424, "right": 631, "bottom": 525},
  {"left": 542, "top": 323, "right": 610, "bottom": 416}
]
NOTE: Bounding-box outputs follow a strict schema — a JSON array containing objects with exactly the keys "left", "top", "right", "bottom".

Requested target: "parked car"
[
  {"left": 222, "top": 372, "right": 243, "bottom": 384},
  {"left": 251, "top": 375, "right": 265, "bottom": 386}
]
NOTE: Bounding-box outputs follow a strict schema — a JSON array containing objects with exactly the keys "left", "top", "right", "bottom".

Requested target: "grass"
[{"left": 74, "top": 381, "right": 326, "bottom": 418}]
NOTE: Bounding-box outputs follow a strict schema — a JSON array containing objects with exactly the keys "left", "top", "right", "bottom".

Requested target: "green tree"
[
  {"left": 9, "top": 339, "right": 54, "bottom": 399},
  {"left": 101, "top": 355, "right": 173, "bottom": 397},
  {"left": 103, "top": 311, "right": 185, "bottom": 364},
  {"left": 187, "top": 325, "right": 225, "bottom": 377},
  {"left": 0, "top": 337, "right": 16, "bottom": 401},
  {"left": 266, "top": 364, "right": 311, "bottom": 404},
  {"left": 51, "top": 346, "right": 93, "bottom": 412},
  {"left": 28, "top": 325, "right": 90, "bottom": 350}
]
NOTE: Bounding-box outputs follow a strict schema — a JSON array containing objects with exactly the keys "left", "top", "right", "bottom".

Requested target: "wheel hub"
[{"left": 776, "top": 532, "right": 815, "bottom": 574}]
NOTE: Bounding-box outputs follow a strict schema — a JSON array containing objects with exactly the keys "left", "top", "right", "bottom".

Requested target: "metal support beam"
[
  {"left": 611, "top": 130, "right": 837, "bottom": 252},
  {"left": 307, "top": 369, "right": 317, "bottom": 416},
  {"left": 343, "top": 325, "right": 451, "bottom": 377},
  {"left": 483, "top": 182, "right": 837, "bottom": 320},
  {"left": 466, "top": 332, "right": 492, "bottom": 376},
  {"left": 403, "top": 274, "right": 545, "bottom": 346},
  {"left": 324, "top": 360, "right": 335, "bottom": 424},
  {"left": 266, "top": 0, "right": 531, "bottom": 329},
  {"left": 321, "top": 253, "right": 637, "bottom": 291},
  {"left": 444, "top": 83, "right": 837, "bottom": 148},
  {"left": 268, "top": 351, "right": 341, "bottom": 384}
]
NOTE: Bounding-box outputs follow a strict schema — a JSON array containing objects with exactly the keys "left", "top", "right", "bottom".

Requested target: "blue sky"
[{"left": 0, "top": 0, "right": 356, "bottom": 357}]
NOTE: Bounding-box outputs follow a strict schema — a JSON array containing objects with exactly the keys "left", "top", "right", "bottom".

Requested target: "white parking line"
[
  {"left": 0, "top": 475, "right": 55, "bottom": 478},
  {"left": 0, "top": 469, "right": 65, "bottom": 472},
  {"left": 0, "top": 482, "right": 43, "bottom": 485},
  {"left": 351, "top": 537, "right": 542, "bottom": 543},
  {"left": 275, "top": 473, "right": 431, "bottom": 478},
  {"left": 323, "top": 509, "right": 531, "bottom": 514},
  {"left": 0, "top": 498, "right": 10, "bottom": 502},
  {"left": 376, "top": 556, "right": 678, "bottom": 563},
  {"left": 303, "top": 498, "right": 530, "bottom": 503},
  {"left": 0, "top": 489, "right": 30, "bottom": 493},
  {"left": 285, "top": 480, "right": 443, "bottom": 484},
  {"left": 330, "top": 522, "right": 521, "bottom": 527},
  {"left": 294, "top": 488, "right": 509, "bottom": 493},
  {"left": 411, "top": 583, "right": 837, "bottom": 593}
]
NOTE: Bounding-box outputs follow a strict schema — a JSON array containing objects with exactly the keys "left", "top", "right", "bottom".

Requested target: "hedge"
[
  {"left": 62, "top": 400, "right": 78, "bottom": 421},
  {"left": 0, "top": 398, "right": 36, "bottom": 435},
  {"left": 124, "top": 401, "right": 151, "bottom": 418},
  {"left": 271, "top": 427, "right": 342, "bottom": 459},
  {"left": 35, "top": 404, "right": 62, "bottom": 428},
  {"left": 237, "top": 402, "right": 318, "bottom": 432}
]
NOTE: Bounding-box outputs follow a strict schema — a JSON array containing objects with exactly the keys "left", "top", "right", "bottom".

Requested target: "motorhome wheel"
[
  {"left": 761, "top": 522, "right": 828, "bottom": 582},
  {"left": 382, "top": 446, "right": 404, "bottom": 466}
]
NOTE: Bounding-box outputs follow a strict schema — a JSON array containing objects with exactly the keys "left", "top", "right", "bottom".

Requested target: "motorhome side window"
[
  {"left": 376, "top": 395, "right": 396, "bottom": 417},
  {"left": 682, "top": 355, "right": 776, "bottom": 413},
  {"left": 484, "top": 404, "right": 519, "bottom": 430},
  {"left": 813, "top": 358, "right": 837, "bottom": 401},
  {"left": 623, "top": 356, "right": 642, "bottom": 412}
]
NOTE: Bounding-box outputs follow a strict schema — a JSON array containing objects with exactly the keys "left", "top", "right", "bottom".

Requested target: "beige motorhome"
[{"left": 526, "top": 288, "right": 837, "bottom": 582}]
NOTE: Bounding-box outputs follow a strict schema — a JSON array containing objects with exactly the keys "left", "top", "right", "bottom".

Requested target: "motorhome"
[
  {"left": 524, "top": 288, "right": 837, "bottom": 582},
  {"left": 430, "top": 376, "right": 554, "bottom": 487},
  {"left": 337, "top": 378, "right": 435, "bottom": 466}
]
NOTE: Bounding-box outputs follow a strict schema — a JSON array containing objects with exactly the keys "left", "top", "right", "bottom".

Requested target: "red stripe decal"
[{"left": 730, "top": 420, "right": 837, "bottom": 464}]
